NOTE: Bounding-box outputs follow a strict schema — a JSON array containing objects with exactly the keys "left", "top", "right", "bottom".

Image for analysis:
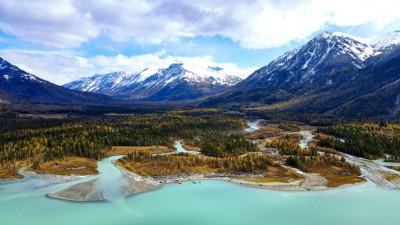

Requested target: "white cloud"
[
  {"left": 0, "top": 0, "right": 99, "bottom": 48},
  {"left": 0, "top": 50, "right": 94, "bottom": 84},
  {"left": 0, "top": 50, "right": 256, "bottom": 85},
  {"left": 0, "top": 0, "right": 399, "bottom": 49}
]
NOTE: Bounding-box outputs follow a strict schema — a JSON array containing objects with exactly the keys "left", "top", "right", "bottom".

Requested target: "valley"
[{"left": 1, "top": 109, "right": 400, "bottom": 204}]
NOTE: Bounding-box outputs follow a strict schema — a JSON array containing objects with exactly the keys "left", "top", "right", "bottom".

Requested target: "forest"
[
  {"left": 0, "top": 110, "right": 254, "bottom": 173},
  {"left": 317, "top": 123, "right": 400, "bottom": 161},
  {"left": 119, "top": 151, "right": 276, "bottom": 176}
]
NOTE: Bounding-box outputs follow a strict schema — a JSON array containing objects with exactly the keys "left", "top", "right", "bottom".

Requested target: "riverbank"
[
  {"left": 24, "top": 153, "right": 393, "bottom": 203},
  {"left": 133, "top": 169, "right": 365, "bottom": 192},
  {"left": 344, "top": 154, "right": 400, "bottom": 189}
]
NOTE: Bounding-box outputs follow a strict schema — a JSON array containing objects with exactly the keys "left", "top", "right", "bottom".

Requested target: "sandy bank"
[
  {"left": 47, "top": 166, "right": 160, "bottom": 202},
  {"left": 150, "top": 171, "right": 337, "bottom": 192},
  {"left": 344, "top": 154, "right": 400, "bottom": 189}
]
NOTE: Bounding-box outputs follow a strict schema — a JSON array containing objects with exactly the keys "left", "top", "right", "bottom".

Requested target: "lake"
[{"left": 1, "top": 174, "right": 399, "bottom": 225}]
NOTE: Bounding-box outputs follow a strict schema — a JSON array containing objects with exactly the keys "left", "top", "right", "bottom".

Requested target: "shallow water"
[
  {"left": 1, "top": 177, "right": 400, "bottom": 225},
  {"left": 244, "top": 120, "right": 262, "bottom": 132},
  {"left": 93, "top": 155, "right": 129, "bottom": 201},
  {"left": 299, "top": 130, "right": 313, "bottom": 149}
]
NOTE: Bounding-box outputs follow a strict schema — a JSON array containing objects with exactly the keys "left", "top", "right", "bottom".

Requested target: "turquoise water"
[
  {"left": 1, "top": 176, "right": 400, "bottom": 225},
  {"left": 372, "top": 159, "right": 400, "bottom": 167},
  {"left": 94, "top": 155, "right": 129, "bottom": 200},
  {"left": 175, "top": 141, "right": 199, "bottom": 154}
]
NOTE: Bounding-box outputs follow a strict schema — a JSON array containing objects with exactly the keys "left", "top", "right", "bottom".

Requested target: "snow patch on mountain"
[
  {"left": 1, "top": 57, "right": 45, "bottom": 83},
  {"left": 2, "top": 75, "right": 11, "bottom": 81}
]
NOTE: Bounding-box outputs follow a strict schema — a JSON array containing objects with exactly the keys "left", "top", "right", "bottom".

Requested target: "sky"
[{"left": 0, "top": 0, "right": 400, "bottom": 85}]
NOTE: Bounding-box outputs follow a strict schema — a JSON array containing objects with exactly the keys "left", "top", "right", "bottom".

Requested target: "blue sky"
[{"left": 0, "top": 0, "right": 399, "bottom": 84}]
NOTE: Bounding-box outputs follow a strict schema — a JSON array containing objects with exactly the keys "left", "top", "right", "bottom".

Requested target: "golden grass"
[
  {"left": 106, "top": 145, "right": 174, "bottom": 156},
  {"left": 0, "top": 168, "right": 23, "bottom": 179},
  {"left": 309, "top": 166, "right": 365, "bottom": 187},
  {"left": 26, "top": 157, "right": 98, "bottom": 176},
  {"left": 323, "top": 174, "right": 366, "bottom": 187},
  {"left": 116, "top": 158, "right": 221, "bottom": 176},
  {"left": 117, "top": 154, "right": 302, "bottom": 184},
  {"left": 241, "top": 167, "right": 304, "bottom": 183},
  {"left": 385, "top": 174, "right": 399, "bottom": 181},
  {"left": 0, "top": 159, "right": 34, "bottom": 179}
]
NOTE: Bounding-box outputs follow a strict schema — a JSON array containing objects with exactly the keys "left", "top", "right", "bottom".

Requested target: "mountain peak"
[
  {"left": 317, "top": 31, "right": 335, "bottom": 39},
  {"left": 165, "top": 63, "right": 184, "bottom": 71},
  {"left": 208, "top": 66, "right": 223, "bottom": 72},
  {"left": 170, "top": 62, "right": 184, "bottom": 67},
  {"left": 238, "top": 30, "right": 378, "bottom": 90}
]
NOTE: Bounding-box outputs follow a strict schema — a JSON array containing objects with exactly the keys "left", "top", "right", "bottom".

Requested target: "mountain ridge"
[
  {"left": 0, "top": 57, "right": 114, "bottom": 105},
  {"left": 64, "top": 63, "right": 244, "bottom": 101}
]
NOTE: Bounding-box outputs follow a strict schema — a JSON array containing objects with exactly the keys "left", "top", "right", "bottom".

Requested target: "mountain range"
[
  {"left": 64, "top": 63, "right": 243, "bottom": 101},
  {"left": 1, "top": 30, "right": 400, "bottom": 119}
]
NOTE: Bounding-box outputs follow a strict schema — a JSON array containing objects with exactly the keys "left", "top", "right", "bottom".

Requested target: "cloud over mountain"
[{"left": 1, "top": 0, "right": 399, "bottom": 49}]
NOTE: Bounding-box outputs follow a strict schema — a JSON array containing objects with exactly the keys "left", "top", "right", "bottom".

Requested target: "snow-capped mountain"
[
  {"left": 240, "top": 31, "right": 377, "bottom": 90},
  {"left": 0, "top": 57, "right": 113, "bottom": 104},
  {"left": 64, "top": 69, "right": 156, "bottom": 95},
  {"left": 371, "top": 30, "right": 400, "bottom": 50},
  {"left": 64, "top": 63, "right": 243, "bottom": 101},
  {"left": 202, "top": 30, "right": 400, "bottom": 118}
]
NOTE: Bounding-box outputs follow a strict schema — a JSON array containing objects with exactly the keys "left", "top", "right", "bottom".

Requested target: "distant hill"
[{"left": 0, "top": 57, "right": 114, "bottom": 105}]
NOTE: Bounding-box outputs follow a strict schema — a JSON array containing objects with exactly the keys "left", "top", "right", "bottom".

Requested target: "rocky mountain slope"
[
  {"left": 201, "top": 31, "right": 400, "bottom": 119},
  {"left": 0, "top": 57, "right": 113, "bottom": 104}
]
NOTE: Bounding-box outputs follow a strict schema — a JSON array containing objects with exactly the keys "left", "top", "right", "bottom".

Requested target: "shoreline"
[
  {"left": 40, "top": 154, "right": 400, "bottom": 202},
  {"left": 2, "top": 157, "right": 390, "bottom": 203},
  {"left": 149, "top": 173, "right": 366, "bottom": 192},
  {"left": 4, "top": 164, "right": 382, "bottom": 203},
  {"left": 47, "top": 171, "right": 369, "bottom": 203}
]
